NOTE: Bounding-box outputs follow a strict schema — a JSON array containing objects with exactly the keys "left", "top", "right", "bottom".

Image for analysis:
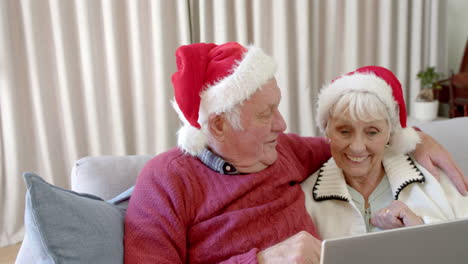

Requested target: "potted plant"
[{"left": 413, "top": 66, "right": 443, "bottom": 121}]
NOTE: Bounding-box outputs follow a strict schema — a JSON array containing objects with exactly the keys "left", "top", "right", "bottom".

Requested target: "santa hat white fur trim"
[
  {"left": 316, "top": 73, "right": 420, "bottom": 154},
  {"left": 198, "top": 46, "right": 277, "bottom": 123},
  {"left": 173, "top": 46, "right": 277, "bottom": 156}
]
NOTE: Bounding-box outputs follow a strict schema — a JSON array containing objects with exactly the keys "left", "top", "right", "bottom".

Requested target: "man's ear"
[{"left": 208, "top": 114, "right": 226, "bottom": 142}]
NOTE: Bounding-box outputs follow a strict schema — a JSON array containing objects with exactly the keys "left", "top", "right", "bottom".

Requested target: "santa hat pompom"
[
  {"left": 389, "top": 127, "right": 421, "bottom": 154},
  {"left": 171, "top": 99, "right": 208, "bottom": 156},
  {"left": 176, "top": 124, "right": 208, "bottom": 156}
]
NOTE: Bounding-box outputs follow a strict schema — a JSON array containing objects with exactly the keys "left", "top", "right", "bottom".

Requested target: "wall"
[{"left": 447, "top": 0, "right": 468, "bottom": 73}]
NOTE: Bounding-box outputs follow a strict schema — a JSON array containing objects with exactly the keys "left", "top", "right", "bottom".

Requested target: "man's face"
[{"left": 222, "top": 78, "right": 287, "bottom": 173}]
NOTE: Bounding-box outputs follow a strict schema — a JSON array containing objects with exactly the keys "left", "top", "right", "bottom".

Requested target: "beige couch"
[{"left": 16, "top": 117, "right": 467, "bottom": 264}]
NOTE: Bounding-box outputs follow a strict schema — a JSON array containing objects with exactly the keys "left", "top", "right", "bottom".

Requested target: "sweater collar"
[{"left": 312, "top": 152, "right": 425, "bottom": 202}]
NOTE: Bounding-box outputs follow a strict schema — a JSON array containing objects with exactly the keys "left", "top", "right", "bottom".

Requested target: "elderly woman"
[{"left": 302, "top": 66, "right": 468, "bottom": 240}]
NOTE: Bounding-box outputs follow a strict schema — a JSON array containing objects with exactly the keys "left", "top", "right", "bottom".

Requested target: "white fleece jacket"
[{"left": 301, "top": 151, "right": 468, "bottom": 240}]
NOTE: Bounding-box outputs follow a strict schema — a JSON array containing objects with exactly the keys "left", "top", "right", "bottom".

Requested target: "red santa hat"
[
  {"left": 171, "top": 42, "right": 277, "bottom": 155},
  {"left": 316, "top": 66, "right": 420, "bottom": 154}
]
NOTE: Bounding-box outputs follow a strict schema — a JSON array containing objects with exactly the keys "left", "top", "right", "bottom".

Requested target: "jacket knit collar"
[{"left": 312, "top": 152, "right": 425, "bottom": 202}]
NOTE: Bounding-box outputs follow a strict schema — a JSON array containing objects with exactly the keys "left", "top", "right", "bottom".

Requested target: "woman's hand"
[
  {"left": 370, "top": 200, "right": 423, "bottom": 230},
  {"left": 257, "top": 231, "right": 321, "bottom": 264}
]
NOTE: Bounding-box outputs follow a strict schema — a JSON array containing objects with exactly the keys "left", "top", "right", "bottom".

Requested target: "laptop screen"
[{"left": 320, "top": 217, "right": 468, "bottom": 264}]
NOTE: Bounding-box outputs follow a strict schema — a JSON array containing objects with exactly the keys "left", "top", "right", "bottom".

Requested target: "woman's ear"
[{"left": 208, "top": 114, "right": 226, "bottom": 142}]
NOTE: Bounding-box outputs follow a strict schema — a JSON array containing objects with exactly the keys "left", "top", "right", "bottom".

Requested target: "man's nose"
[{"left": 272, "top": 110, "right": 287, "bottom": 132}]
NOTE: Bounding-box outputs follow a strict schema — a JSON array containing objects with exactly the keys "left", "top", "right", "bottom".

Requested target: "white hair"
[
  {"left": 223, "top": 104, "right": 243, "bottom": 131},
  {"left": 326, "top": 91, "right": 395, "bottom": 137}
]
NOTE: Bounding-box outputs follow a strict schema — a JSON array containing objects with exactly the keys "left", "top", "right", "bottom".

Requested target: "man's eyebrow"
[
  {"left": 259, "top": 107, "right": 272, "bottom": 114},
  {"left": 258, "top": 105, "right": 274, "bottom": 115}
]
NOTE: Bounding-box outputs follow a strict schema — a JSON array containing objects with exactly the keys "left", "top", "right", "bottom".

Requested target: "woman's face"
[{"left": 327, "top": 114, "right": 390, "bottom": 180}]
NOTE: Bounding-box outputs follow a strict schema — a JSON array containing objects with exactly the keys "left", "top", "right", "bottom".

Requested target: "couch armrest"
[
  {"left": 71, "top": 155, "right": 153, "bottom": 200},
  {"left": 416, "top": 117, "right": 468, "bottom": 176}
]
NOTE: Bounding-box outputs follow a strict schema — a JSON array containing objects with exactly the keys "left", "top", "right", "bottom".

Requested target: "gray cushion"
[{"left": 16, "top": 173, "right": 132, "bottom": 264}]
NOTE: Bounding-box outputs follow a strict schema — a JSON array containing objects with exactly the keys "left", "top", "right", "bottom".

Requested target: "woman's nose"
[{"left": 349, "top": 135, "right": 366, "bottom": 152}]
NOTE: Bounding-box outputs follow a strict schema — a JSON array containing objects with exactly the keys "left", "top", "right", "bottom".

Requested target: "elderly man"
[{"left": 124, "top": 42, "right": 466, "bottom": 264}]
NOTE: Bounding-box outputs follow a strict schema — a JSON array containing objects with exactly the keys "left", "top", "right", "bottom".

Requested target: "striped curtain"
[{"left": 0, "top": 0, "right": 446, "bottom": 247}]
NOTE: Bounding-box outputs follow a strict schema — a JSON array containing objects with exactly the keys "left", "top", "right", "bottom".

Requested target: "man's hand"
[
  {"left": 370, "top": 200, "right": 423, "bottom": 229},
  {"left": 413, "top": 131, "right": 467, "bottom": 195},
  {"left": 257, "top": 231, "right": 321, "bottom": 264}
]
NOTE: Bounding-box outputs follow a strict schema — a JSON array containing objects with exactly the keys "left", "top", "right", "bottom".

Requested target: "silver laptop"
[{"left": 321, "top": 217, "right": 468, "bottom": 264}]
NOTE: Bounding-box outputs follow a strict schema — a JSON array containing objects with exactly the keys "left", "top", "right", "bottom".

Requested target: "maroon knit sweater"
[{"left": 124, "top": 133, "right": 331, "bottom": 264}]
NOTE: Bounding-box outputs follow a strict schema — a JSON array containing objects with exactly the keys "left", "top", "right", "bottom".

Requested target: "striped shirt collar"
[{"left": 197, "top": 148, "right": 240, "bottom": 175}]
